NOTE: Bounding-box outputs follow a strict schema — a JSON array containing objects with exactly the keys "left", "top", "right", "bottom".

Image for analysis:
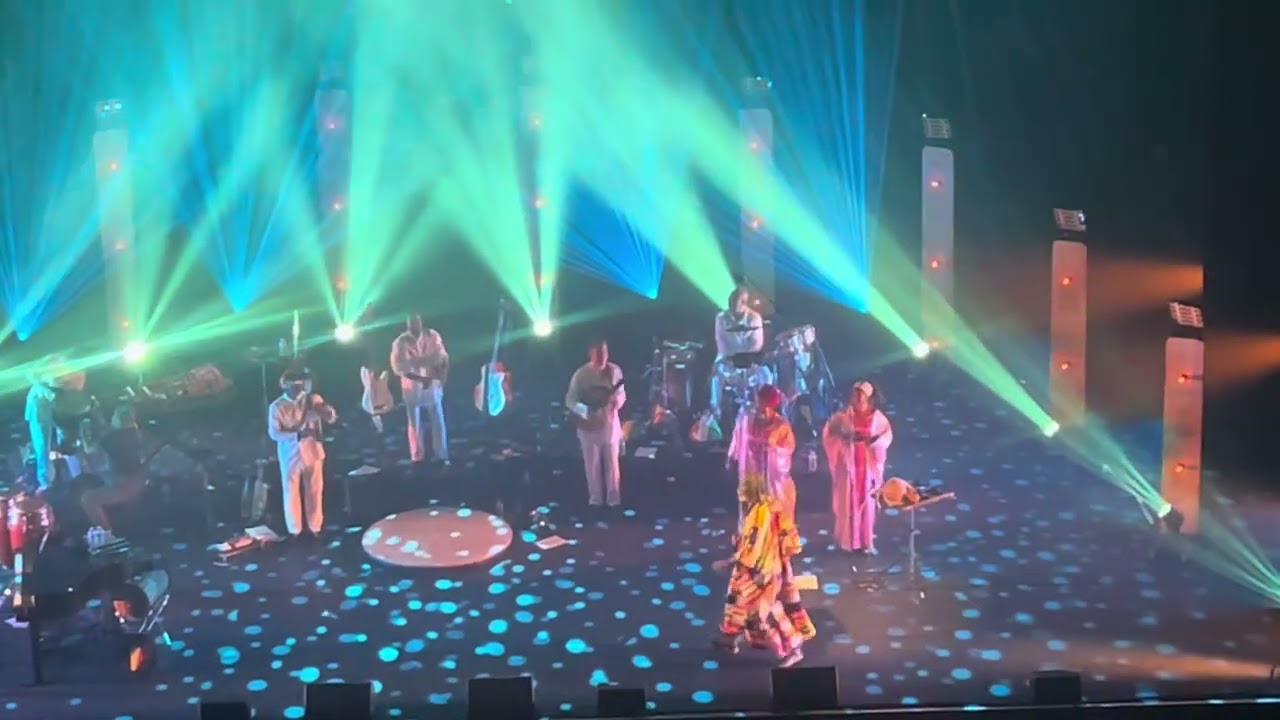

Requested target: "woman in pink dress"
[
  {"left": 823, "top": 381, "right": 893, "bottom": 553},
  {"left": 726, "top": 385, "right": 797, "bottom": 527}
]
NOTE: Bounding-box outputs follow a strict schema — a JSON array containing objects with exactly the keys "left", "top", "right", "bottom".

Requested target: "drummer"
[{"left": 710, "top": 287, "right": 766, "bottom": 416}]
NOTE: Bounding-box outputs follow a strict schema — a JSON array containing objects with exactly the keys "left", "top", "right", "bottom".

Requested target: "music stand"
[{"left": 852, "top": 490, "right": 956, "bottom": 600}]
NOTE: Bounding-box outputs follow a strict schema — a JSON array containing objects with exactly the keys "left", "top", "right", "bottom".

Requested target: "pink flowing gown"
[{"left": 823, "top": 409, "right": 892, "bottom": 551}]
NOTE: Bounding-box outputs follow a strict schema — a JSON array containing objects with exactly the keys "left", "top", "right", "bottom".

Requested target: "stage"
[{"left": 2, "top": 359, "right": 1276, "bottom": 720}]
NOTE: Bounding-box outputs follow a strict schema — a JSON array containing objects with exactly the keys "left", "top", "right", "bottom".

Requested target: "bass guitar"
[{"left": 473, "top": 298, "right": 513, "bottom": 416}]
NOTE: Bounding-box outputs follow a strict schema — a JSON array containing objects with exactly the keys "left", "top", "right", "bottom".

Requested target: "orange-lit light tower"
[
  {"left": 315, "top": 61, "right": 351, "bottom": 314},
  {"left": 740, "top": 76, "right": 775, "bottom": 316},
  {"left": 1163, "top": 302, "right": 1204, "bottom": 535},
  {"left": 921, "top": 115, "right": 954, "bottom": 347},
  {"left": 92, "top": 99, "right": 135, "bottom": 345},
  {"left": 1049, "top": 208, "right": 1088, "bottom": 426}
]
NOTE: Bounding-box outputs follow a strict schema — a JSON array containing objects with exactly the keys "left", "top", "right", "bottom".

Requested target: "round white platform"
[{"left": 361, "top": 507, "right": 513, "bottom": 568}]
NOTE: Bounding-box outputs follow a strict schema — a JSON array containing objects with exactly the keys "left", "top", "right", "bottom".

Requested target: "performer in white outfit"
[
  {"left": 711, "top": 288, "right": 768, "bottom": 415},
  {"left": 565, "top": 340, "right": 627, "bottom": 508},
  {"left": 390, "top": 314, "right": 450, "bottom": 464},
  {"left": 25, "top": 357, "right": 85, "bottom": 492},
  {"left": 268, "top": 369, "right": 337, "bottom": 539}
]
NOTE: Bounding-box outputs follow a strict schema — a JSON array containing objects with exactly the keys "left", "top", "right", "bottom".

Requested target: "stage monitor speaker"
[
  {"left": 467, "top": 675, "right": 534, "bottom": 720},
  {"left": 922, "top": 144, "right": 955, "bottom": 345},
  {"left": 597, "top": 686, "right": 646, "bottom": 717},
  {"left": 304, "top": 681, "right": 372, "bottom": 720},
  {"left": 199, "top": 701, "right": 252, "bottom": 720},
  {"left": 1049, "top": 240, "right": 1087, "bottom": 426},
  {"left": 1031, "top": 670, "right": 1082, "bottom": 705},
  {"left": 771, "top": 665, "right": 838, "bottom": 712},
  {"left": 1163, "top": 337, "right": 1204, "bottom": 535}
]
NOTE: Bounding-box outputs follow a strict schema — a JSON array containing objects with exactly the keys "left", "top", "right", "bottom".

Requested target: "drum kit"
[{"left": 643, "top": 321, "right": 831, "bottom": 443}]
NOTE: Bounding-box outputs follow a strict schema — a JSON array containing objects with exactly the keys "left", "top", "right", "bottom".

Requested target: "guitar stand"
[{"left": 851, "top": 492, "right": 955, "bottom": 601}]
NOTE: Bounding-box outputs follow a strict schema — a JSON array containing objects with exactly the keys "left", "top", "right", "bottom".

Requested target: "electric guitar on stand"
[{"left": 474, "top": 298, "right": 513, "bottom": 417}]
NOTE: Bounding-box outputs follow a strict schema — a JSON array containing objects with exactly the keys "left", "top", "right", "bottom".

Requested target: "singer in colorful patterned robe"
[
  {"left": 713, "top": 467, "right": 815, "bottom": 667},
  {"left": 727, "top": 384, "right": 797, "bottom": 528},
  {"left": 823, "top": 381, "right": 894, "bottom": 553}
]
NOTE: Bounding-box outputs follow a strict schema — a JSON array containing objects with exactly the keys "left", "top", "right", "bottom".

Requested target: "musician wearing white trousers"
[
  {"left": 390, "top": 314, "right": 450, "bottom": 465},
  {"left": 565, "top": 340, "right": 626, "bottom": 508},
  {"left": 268, "top": 369, "right": 337, "bottom": 539},
  {"left": 711, "top": 288, "right": 765, "bottom": 415}
]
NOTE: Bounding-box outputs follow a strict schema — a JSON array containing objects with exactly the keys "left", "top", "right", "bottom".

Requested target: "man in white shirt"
[
  {"left": 710, "top": 287, "right": 766, "bottom": 415},
  {"left": 565, "top": 339, "right": 626, "bottom": 508},
  {"left": 25, "top": 356, "right": 85, "bottom": 492},
  {"left": 268, "top": 368, "right": 337, "bottom": 539},
  {"left": 390, "top": 314, "right": 450, "bottom": 464}
]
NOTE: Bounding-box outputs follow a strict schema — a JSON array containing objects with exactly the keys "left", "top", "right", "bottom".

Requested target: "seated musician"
[
  {"left": 710, "top": 287, "right": 765, "bottom": 416},
  {"left": 80, "top": 405, "right": 146, "bottom": 536}
]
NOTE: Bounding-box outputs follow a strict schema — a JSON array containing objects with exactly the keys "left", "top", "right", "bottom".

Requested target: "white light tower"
[
  {"left": 1049, "top": 208, "right": 1088, "bottom": 426},
  {"left": 739, "top": 76, "right": 775, "bottom": 314},
  {"left": 1163, "top": 302, "right": 1204, "bottom": 535},
  {"left": 92, "top": 99, "right": 135, "bottom": 345},
  {"left": 921, "top": 115, "right": 954, "bottom": 346},
  {"left": 521, "top": 54, "right": 553, "bottom": 324},
  {"left": 315, "top": 61, "right": 351, "bottom": 308}
]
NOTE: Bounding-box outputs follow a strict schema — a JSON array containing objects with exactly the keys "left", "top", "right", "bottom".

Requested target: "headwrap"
[
  {"left": 757, "top": 384, "right": 782, "bottom": 410},
  {"left": 853, "top": 381, "right": 874, "bottom": 399}
]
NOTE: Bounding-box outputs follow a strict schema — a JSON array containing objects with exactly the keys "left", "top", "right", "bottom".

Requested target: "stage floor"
[{"left": 4, "top": 361, "right": 1279, "bottom": 720}]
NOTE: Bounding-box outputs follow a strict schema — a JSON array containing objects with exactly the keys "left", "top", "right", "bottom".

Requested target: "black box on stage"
[
  {"left": 199, "top": 701, "right": 252, "bottom": 720},
  {"left": 467, "top": 675, "right": 534, "bottom": 720},
  {"left": 597, "top": 686, "right": 646, "bottom": 717},
  {"left": 0, "top": 613, "right": 38, "bottom": 687},
  {"left": 771, "top": 665, "right": 839, "bottom": 711},
  {"left": 304, "top": 681, "right": 372, "bottom": 720},
  {"left": 1031, "top": 669, "right": 1082, "bottom": 705}
]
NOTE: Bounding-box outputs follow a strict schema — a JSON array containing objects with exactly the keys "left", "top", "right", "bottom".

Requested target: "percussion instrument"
[
  {"left": 4, "top": 493, "right": 55, "bottom": 569},
  {"left": 774, "top": 326, "right": 817, "bottom": 401},
  {"left": 659, "top": 347, "right": 698, "bottom": 412},
  {"left": 774, "top": 325, "right": 816, "bottom": 357}
]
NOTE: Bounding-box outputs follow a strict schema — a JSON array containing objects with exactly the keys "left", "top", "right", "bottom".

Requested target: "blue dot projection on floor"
[{"left": 2, "top": 362, "right": 1276, "bottom": 720}]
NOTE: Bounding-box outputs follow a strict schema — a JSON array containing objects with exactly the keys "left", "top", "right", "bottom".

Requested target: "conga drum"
[
  {"left": 5, "top": 493, "right": 55, "bottom": 564},
  {"left": 0, "top": 494, "right": 12, "bottom": 569}
]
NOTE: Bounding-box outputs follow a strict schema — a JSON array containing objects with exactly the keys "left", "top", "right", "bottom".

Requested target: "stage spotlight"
[
  {"left": 533, "top": 319, "right": 554, "bottom": 338},
  {"left": 1053, "top": 208, "right": 1087, "bottom": 234},
  {"left": 911, "top": 342, "right": 931, "bottom": 359},
  {"left": 1042, "top": 420, "right": 1061, "bottom": 438},
  {"left": 122, "top": 341, "right": 147, "bottom": 365},
  {"left": 1155, "top": 501, "right": 1185, "bottom": 535},
  {"left": 334, "top": 324, "right": 356, "bottom": 343}
]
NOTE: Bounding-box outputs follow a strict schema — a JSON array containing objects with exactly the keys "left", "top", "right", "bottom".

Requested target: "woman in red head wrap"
[
  {"left": 727, "top": 384, "right": 796, "bottom": 526},
  {"left": 715, "top": 384, "right": 813, "bottom": 666}
]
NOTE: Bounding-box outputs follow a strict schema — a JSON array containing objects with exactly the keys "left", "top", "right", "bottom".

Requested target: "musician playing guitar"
[
  {"left": 390, "top": 314, "right": 450, "bottom": 465},
  {"left": 565, "top": 339, "right": 627, "bottom": 509}
]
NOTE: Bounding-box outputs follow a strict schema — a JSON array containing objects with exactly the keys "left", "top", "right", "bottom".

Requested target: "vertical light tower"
[
  {"left": 921, "top": 115, "right": 954, "bottom": 347},
  {"left": 740, "top": 76, "right": 775, "bottom": 314},
  {"left": 315, "top": 61, "right": 351, "bottom": 314},
  {"left": 92, "top": 99, "right": 136, "bottom": 346},
  {"left": 521, "top": 55, "right": 550, "bottom": 326},
  {"left": 1163, "top": 302, "right": 1204, "bottom": 535},
  {"left": 1048, "top": 209, "right": 1088, "bottom": 426}
]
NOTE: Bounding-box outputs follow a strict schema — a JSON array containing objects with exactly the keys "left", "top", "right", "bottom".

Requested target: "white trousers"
[
  {"left": 29, "top": 419, "right": 53, "bottom": 489},
  {"left": 578, "top": 432, "right": 622, "bottom": 506},
  {"left": 407, "top": 401, "right": 448, "bottom": 462},
  {"left": 281, "top": 458, "right": 325, "bottom": 535}
]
